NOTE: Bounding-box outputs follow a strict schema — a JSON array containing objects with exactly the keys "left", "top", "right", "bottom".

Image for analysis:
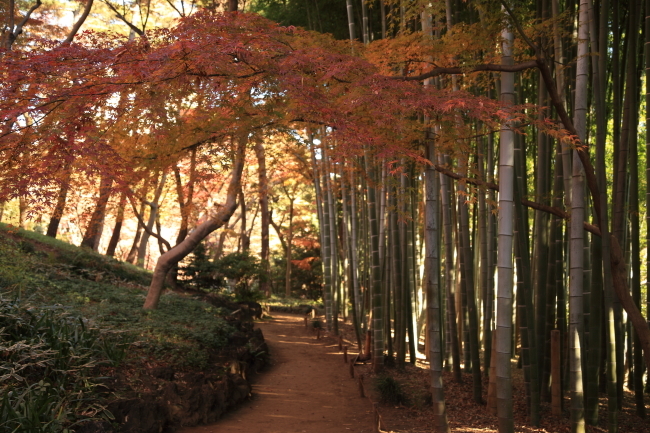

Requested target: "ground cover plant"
[{"left": 0, "top": 223, "right": 255, "bottom": 431}]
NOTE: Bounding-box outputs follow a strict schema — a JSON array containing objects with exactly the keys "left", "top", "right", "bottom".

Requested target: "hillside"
[{"left": 0, "top": 224, "right": 268, "bottom": 433}]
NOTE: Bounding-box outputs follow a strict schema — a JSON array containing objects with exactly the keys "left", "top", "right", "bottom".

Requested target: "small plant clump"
[{"left": 374, "top": 374, "right": 408, "bottom": 406}]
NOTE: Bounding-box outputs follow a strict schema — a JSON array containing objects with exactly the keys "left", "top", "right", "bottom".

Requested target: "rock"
[{"left": 108, "top": 396, "right": 171, "bottom": 433}]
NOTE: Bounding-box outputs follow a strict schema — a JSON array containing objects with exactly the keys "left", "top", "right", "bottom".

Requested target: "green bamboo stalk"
[
  {"left": 425, "top": 125, "right": 450, "bottom": 432},
  {"left": 438, "top": 154, "right": 462, "bottom": 382},
  {"left": 496, "top": 18, "right": 515, "bottom": 433},
  {"left": 364, "top": 152, "right": 384, "bottom": 373},
  {"left": 457, "top": 159, "right": 482, "bottom": 403},
  {"left": 569, "top": 3, "right": 588, "bottom": 431}
]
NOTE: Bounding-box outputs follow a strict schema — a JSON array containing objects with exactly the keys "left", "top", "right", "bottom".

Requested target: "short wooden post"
[
  {"left": 373, "top": 402, "right": 380, "bottom": 432},
  {"left": 349, "top": 360, "right": 354, "bottom": 378},
  {"left": 487, "top": 332, "right": 497, "bottom": 416},
  {"left": 304, "top": 317, "right": 308, "bottom": 328},
  {"left": 316, "top": 328, "right": 321, "bottom": 340},
  {"left": 338, "top": 335, "right": 343, "bottom": 351},
  {"left": 343, "top": 346, "right": 348, "bottom": 363},
  {"left": 358, "top": 374, "right": 365, "bottom": 397},
  {"left": 551, "top": 329, "right": 561, "bottom": 415}
]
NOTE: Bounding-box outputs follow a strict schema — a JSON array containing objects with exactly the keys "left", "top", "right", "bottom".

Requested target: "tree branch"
[
  {"left": 62, "top": 0, "right": 94, "bottom": 44},
  {"left": 435, "top": 164, "right": 601, "bottom": 236},
  {"left": 5, "top": 0, "right": 42, "bottom": 49},
  {"left": 101, "top": 0, "right": 144, "bottom": 36},
  {"left": 127, "top": 193, "right": 172, "bottom": 251},
  {"left": 499, "top": 2, "right": 603, "bottom": 228},
  {"left": 399, "top": 60, "right": 538, "bottom": 81}
]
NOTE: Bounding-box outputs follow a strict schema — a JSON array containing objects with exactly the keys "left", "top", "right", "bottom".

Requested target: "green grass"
[{"left": 0, "top": 223, "right": 237, "bottom": 366}]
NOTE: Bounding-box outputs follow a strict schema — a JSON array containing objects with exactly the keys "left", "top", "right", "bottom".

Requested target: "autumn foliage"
[{"left": 0, "top": 11, "right": 507, "bottom": 207}]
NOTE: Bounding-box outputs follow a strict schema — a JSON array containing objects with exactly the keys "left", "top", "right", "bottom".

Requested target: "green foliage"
[
  {"left": 213, "top": 251, "right": 262, "bottom": 301},
  {"left": 179, "top": 242, "right": 223, "bottom": 291},
  {"left": 0, "top": 223, "right": 152, "bottom": 287},
  {"left": 374, "top": 375, "right": 407, "bottom": 405},
  {"left": 180, "top": 245, "right": 264, "bottom": 302},
  {"left": 0, "top": 298, "right": 120, "bottom": 432},
  {"left": 270, "top": 243, "right": 322, "bottom": 300}
]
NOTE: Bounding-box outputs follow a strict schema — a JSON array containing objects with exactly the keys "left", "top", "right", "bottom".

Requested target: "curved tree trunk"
[{"left": 143, "top": 138, "right": 247, "bottom": 310}]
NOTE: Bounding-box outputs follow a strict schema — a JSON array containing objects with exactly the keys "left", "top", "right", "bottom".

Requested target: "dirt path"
[{"left": 179, "top": 313, "right": 376, "bottom": 433}]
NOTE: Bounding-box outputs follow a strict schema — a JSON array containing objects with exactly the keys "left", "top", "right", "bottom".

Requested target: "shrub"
[{"left": 374, "top": 375, "right": 407, "bottom": 405}]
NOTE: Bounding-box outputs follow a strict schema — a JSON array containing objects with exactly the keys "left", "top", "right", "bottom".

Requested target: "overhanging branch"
[
  {"left": 398, "top": 60, "right": 538, "bottom": 81},
  {"left": 435, "top": 164, "right": 601, "bottom": 236}
]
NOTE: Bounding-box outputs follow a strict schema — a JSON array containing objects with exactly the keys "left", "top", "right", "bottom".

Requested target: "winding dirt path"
[{"left": 180, "top": 313, "right": 375, "bottom": 433}]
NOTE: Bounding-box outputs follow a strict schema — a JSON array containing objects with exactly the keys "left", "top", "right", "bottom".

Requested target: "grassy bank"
[{"left": 0, "top": 224, "right": 243, "bottom": 431}]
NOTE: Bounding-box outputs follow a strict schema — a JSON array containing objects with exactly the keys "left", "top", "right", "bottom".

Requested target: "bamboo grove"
[
  {"left": 309, "top": 1, "right": 650, "bottom": 433},
  {"left": 1, "top": 0, "right": 650, "bottom": 433}
]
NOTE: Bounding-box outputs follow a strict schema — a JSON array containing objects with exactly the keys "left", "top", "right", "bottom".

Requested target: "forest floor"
[{"left": 180, "top": 312, "right": 650, "bottom": 433}]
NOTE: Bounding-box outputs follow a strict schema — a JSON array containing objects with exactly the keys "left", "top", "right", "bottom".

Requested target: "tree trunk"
[
  {"left": 106, "top": 191, "right": 127, "bottom": 257},
  {"left": 284, "top": 196, "right": 295, "bottom": 298},
  {"left": 255, "top": 142, "right": 271, "bottom": 297},
  {"left": 425, "top": 122, "right": 449, "bottom": 433},
  {"left": 47, "top": 165, "right": 72, "bottom": 238},
  {"left": 143, "top": 138, "right": 247, "bottom": 310},
  {"left": 457, "top": 158, "right": 482, "bottom": 403},
  {"left": 439, "top": 154, "right": 461, "bottom": 382},
  {"left": 496, "top": 20, "right": 515, "bottom": 433},
  {"left": 137, "top": 171, "right": 167, "bottom": 267},
  {"left": 81, "top": 174, "right": 113, "bottom": 251},
  {"left": 365, "top": 151, "right": 384, "bottom": 373},
  {"left": 569, "top": 3, "right": 588, "bottom": 431}
]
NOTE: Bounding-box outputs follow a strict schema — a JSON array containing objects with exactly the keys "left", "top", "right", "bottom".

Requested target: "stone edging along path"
[{"left": 180, "top": 312, "right": 380, "bottom": 433}]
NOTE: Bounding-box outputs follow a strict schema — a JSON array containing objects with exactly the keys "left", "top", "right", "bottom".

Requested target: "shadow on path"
[{"left": 180, "top": 313, "right": 375, "bottom": 433}]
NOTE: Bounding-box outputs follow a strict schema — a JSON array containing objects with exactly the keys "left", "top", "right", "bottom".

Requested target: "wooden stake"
[
  {"left": 349, "top": 359, "right": 354, "bottom": 378},
  {"left": 343, "top": 346, "right": 348, "bottom": 363},
  {"left": 358, "top": 374, "right": 365, "bottom": 397},
  {"left": 551, "top": 329, "right": 561, "bottom": 415},
  {"left": 317, "top": 328, "right": 321, "bottom": 340},
  {"left": 338, "top": 335, "right": 343, "bottom": 351},
  {"left": 304, "top": 317, "right": 308, "bottom": 328},
  {"left": 373, "top": 402, "right": 380, "bottom": 432}
]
